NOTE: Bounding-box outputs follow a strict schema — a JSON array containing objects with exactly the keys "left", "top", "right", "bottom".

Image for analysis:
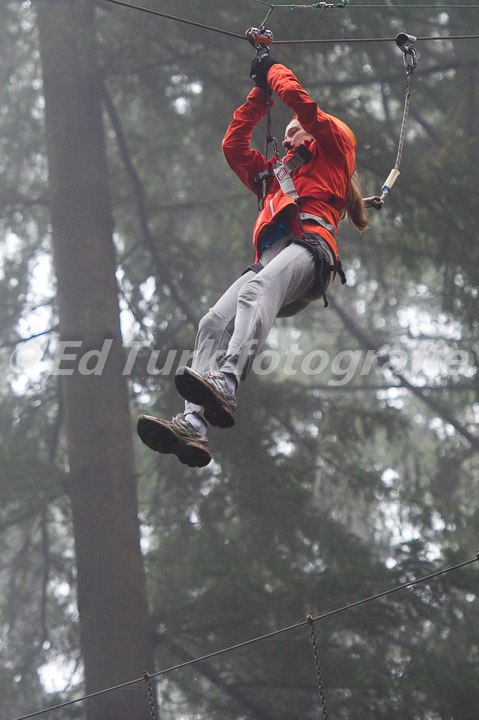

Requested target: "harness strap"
[
  {"left": 242, "top": 261, "right": 264, "bottom": 276},
  {"left": 242, "top": 236, "right": 346, "bottom": 309},
  {"left": 282, "top": 143, "right": 313, "bottom": 173},
  {"left": 292, "top": 234, "right": 346, "bottom": 308},
  {"left": 298, "top": 213, "right": 336, "bottom": 237},
  {"left": 254, "top": 144, "right": 348, "bottom": 219},
  {"left": 272, "top": 143, "right": 313, "bottom": 201},
  {"left": 254, "top": 143, "right": 313, "bottom": 207}
]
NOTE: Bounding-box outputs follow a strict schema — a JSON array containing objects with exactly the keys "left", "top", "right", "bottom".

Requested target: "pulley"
[{"left": 245, "top": 26, "right": 274, "bottom": 52}]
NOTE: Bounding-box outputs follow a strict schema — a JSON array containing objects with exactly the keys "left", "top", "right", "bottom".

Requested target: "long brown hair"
[{"left": 341, "top": 171, "right": 369, "bottom": 232}]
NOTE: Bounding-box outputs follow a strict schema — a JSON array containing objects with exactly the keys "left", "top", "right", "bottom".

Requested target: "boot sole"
[
  {"left": 137, "top": 415, "right": 211, "bottom": 468},
  {"left": 174, "top": 368, "right": 235, "bottom": 429}
]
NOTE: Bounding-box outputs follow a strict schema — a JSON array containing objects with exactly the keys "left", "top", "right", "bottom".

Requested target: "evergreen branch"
[
  {"left": 155, "top": 634, "right": 279, "bottom": 720},
  {"left": 101, "top": 82, "right": 200, "bottom": 326},
  {"left": 329, "top": 298, "right": 479, "bottom": 450}
]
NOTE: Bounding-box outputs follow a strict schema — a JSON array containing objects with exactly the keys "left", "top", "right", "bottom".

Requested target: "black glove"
[{"left": 250, "top": 52, "right": 280, "bottom": 90}]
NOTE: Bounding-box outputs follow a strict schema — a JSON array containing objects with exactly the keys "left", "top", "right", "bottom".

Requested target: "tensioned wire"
[
  {"left": 251, "top": 1, "right": 479, "bottom": 25},
  {"left": 253, "top": 1, "right": 479, "bottom": 7},
  {"left": 345, "top": 3, "right": 478, "bottom": 5},
  {"left": 103, "top": 0, "right": 479, "bottom": 43},
  {"left": 11, "top": 555, "right": 479, "bottom": 720}
]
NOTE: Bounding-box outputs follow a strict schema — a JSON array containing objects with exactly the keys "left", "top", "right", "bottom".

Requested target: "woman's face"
[{"left": 283, "top": 119, "right": 313, "bottom": 150}]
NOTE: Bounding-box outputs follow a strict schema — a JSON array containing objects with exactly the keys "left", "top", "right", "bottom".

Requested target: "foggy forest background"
[{"left": 0, "top": 1, "right": 478, "bottom": 719}]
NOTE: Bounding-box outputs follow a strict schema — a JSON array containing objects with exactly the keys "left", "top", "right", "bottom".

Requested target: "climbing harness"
[
  {"left": 364, "top": 32, "right": 418, "bottom": 210},
  {"left": 253, "top": 142, "right": 313, "bottom": 209},
  {"left": 247, "top": 24, "right": 350, "bottom": 303},
  {"left": 246, "top": 21, "right": 418, "bottom": 212},
  {"left": 244, "top": 21, "right": 420, "bottom": 313},
  {"left": 293, "top": 234, "right": 346, "bottom": 307},
  {"left": 243, "top": 231, "right": 346, "bottom": 308},
  {"left": 274, "top": 143, "right": 313, "bottom": 200}
]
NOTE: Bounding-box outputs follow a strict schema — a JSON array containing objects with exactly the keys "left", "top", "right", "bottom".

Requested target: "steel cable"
[
  {"left": 12, "top": 554, "right": 478, "bottom": 720},
  {"left": 102, "top": 0, "right": 479, "bottom": 44}
]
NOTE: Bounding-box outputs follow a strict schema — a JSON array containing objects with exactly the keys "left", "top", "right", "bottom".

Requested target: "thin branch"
[
  {"left": 101, "top": 82, "right": 199, "bottom": 326},
  {"left": 154, "top": 633, "right": 280, "bottom": 720},
  {"left": 329, "top": 298, "right": 479, "bottom": 450},
  {"left": 0, "top": 326, "right": 59, "bottom": 350}
]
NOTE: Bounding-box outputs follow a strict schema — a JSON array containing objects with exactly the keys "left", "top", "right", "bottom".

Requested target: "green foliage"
[{"left": 0, "top": 1, "right": 478, "bottom": 719}]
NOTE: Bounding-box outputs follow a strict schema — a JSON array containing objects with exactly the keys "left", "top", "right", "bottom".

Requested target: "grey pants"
[{"left": 184, "top": 234, "right": 334, "bottom": 418}]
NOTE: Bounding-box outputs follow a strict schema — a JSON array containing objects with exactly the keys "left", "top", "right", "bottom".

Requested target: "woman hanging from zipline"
[{"left": 137, "top": 51, "right": 369, "bottom": 467}]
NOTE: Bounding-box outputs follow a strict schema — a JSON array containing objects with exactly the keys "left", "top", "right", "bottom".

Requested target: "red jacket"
[{"left": 222, "top": 64, "right": 357, "bottom": 260}]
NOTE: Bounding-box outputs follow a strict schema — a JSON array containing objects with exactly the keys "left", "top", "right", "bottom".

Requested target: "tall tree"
[{"left": 35, "top": 1, "right": 153, "bottom": 718}]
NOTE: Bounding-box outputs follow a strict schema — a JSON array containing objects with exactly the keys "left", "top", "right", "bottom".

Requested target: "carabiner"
[
  {"left": 403, "top": 46, "right": 418, "bottom": 73},
  {"left": 395, "top": 32, "right": 418, "bottom": 73}
]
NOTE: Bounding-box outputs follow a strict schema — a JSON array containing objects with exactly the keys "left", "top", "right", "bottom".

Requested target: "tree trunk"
[{"left": 36, "top": 2, "right": 154, "bottom": 718}]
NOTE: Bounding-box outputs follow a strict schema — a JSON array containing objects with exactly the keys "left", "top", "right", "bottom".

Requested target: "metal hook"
[{"left": 395, "top": 32, "right": 418, "bottom": 71}]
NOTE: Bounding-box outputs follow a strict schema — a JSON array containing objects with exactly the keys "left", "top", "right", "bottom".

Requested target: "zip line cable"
[
  {"left": 353, "top": 3, "right": 479, "bottom": 5},
  {"left": 251, "top": 0, "right": 350, "bottom": 26},
  {"left": 273, "top": 33, "right": 479, "bottom": 42},
  {"left": 102, "top": 0, "right": 479, "bottom": 43},
  {"left": 253, "top": 0, "right": 479, "bottom": 7},
  {"left": 102, "top": 0, "right": 245, "bottom": 39},
  {"left": 12, "top": 554, "right": 478, "bottom": 720}
]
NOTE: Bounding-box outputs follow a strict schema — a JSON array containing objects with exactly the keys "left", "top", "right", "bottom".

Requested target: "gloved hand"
[{"left": 250, "top": 52, "right": 280, "bottom": 89}]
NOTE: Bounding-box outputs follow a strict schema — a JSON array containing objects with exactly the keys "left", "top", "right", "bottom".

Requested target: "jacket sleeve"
[
  {"left": 222, "top": 87, "right": 274, "bottom": 193},
  {"left": 266, "top": 63, "right": 354, "bottom": 158}
]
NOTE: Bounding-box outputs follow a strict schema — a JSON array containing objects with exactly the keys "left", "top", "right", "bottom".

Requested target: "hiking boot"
[
  {"left": 174, "top": 366, "right": 237, "bottom": 429},
  {"left": 137, "top": 413, "right": 211, "bottom": 468}
]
